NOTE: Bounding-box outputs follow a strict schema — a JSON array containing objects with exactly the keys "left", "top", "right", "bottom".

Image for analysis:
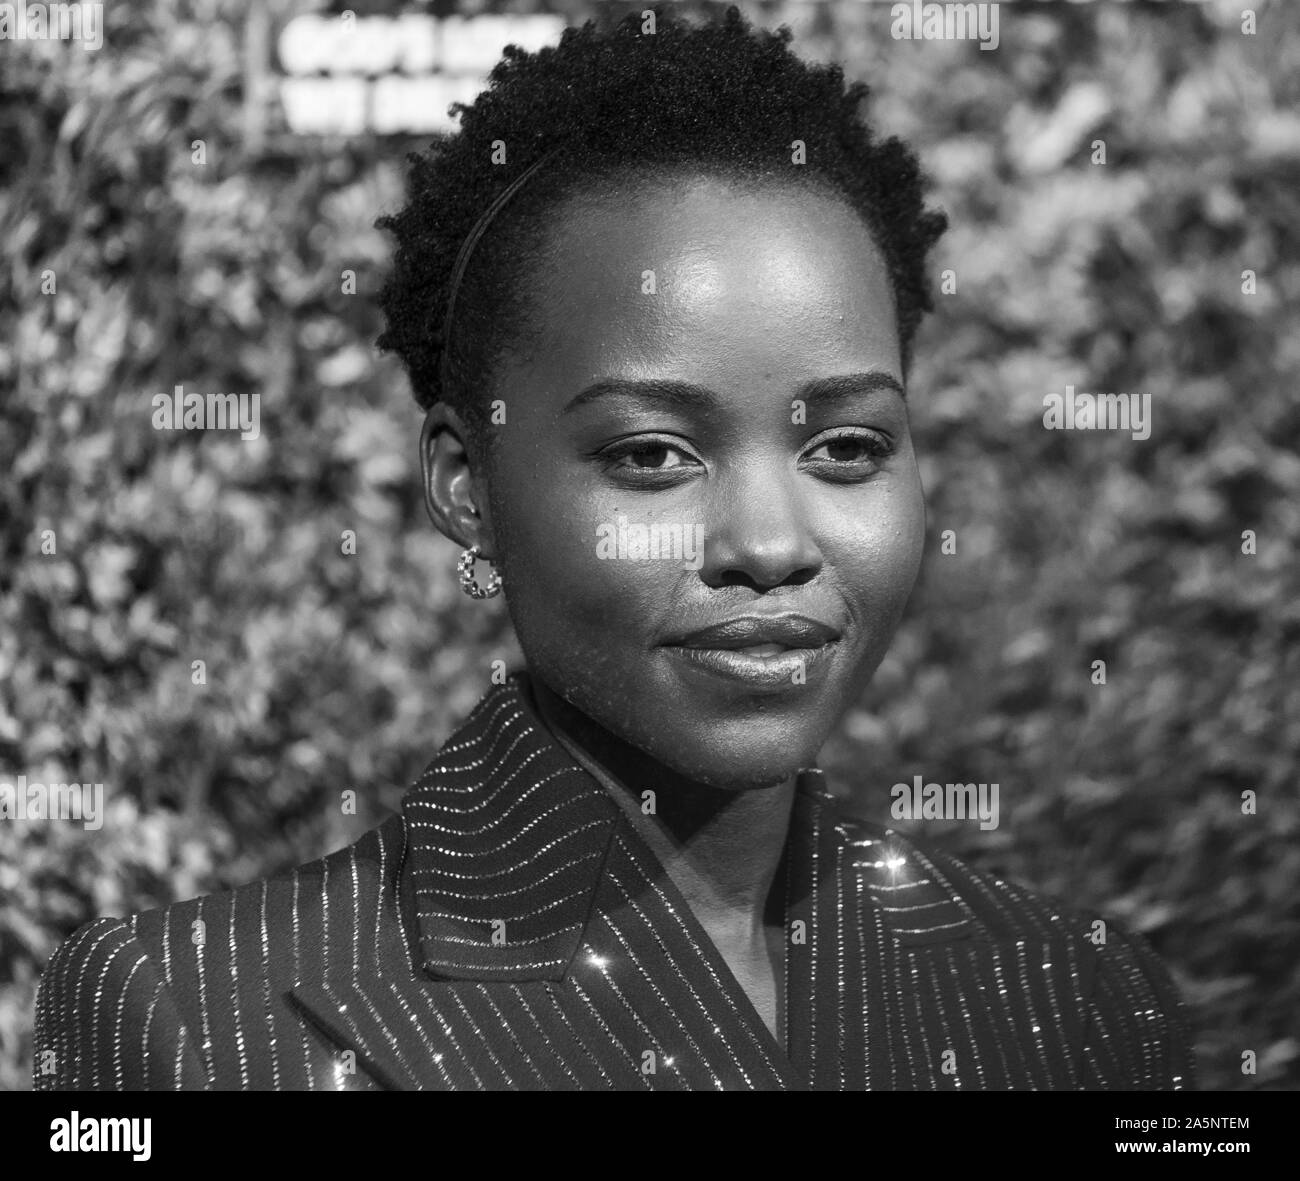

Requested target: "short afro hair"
[{"left": 376, "top": 6, "right": 947, "bottom": 436}]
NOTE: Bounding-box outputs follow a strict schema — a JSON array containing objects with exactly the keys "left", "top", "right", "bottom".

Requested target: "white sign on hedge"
[{"left": 275, "top": 10, "right": 566, "bottom": 136}]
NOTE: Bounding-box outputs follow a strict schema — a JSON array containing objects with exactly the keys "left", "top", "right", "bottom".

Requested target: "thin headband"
[{"left": 437, "top": 147, "right": 563, "bottom": 398}]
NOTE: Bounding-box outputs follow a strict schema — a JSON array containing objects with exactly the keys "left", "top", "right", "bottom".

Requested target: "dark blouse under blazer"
[{"left": 34, "top": 675, "right": 1196, "bottom": 1091}]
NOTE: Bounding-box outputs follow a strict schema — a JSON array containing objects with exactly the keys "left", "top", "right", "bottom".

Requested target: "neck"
[{"left": 525, "top": 674, "right": 796, "bottom": 944}]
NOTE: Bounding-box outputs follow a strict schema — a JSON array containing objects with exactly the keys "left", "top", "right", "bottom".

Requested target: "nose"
[{"left": 697, "top": 468, "right": 823, "bottom": 591}]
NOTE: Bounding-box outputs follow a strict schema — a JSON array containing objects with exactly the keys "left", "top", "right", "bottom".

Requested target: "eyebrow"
[{"left": 563, "top": 371, "right": 906, "bottom": 414}]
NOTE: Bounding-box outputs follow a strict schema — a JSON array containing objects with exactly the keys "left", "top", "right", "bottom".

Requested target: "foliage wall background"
[{"left": 1, "top": 0, "right": 1297, "bottom": 1090}]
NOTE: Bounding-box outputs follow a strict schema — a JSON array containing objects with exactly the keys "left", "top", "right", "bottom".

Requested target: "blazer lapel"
[
  {"left": 292, "top": 677, "right": 798, "bottom": 1089},
  {"left": 401, "top": 682, "right": 619, "bottom": 983},
  {"left": 290, "top": 970, "right": 642, "bottom": 1090},
  {"left": 576, "top": 810, "right": 798, "bottom": 1090},
  {"left": 803, "top": 795, "right": 1098, "bottom": 1091},
  {"left": 290, "top": 676, "right": 1095, "bottom": 1090}
]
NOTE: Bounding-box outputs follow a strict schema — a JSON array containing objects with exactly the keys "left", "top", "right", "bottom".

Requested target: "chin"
[{"left": 636, "top": 724, "right": 826, "bottom": 791}]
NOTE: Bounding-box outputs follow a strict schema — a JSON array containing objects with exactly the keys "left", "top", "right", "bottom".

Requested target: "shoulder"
[
  {"left": 828, "top": 806, "right": 1088, "bottom": 939},
  {"left": 35, "top": 813, "right": 411, "bottom": 1090},
  {"left": 33, "top": 913, "right": 209, "bottom": 1090},
  {"left": 830, "top": 808, "right": 1198, "bottom": 1090}
]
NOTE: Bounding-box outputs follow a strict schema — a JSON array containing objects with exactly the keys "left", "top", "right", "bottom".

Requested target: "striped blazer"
[{"left": 34, "top": 675, "right": 1196, "bottom": 1090}]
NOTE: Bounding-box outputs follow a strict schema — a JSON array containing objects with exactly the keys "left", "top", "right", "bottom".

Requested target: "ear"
[{"left": 419, "top": 404, "right": 496, "bottom": 559}]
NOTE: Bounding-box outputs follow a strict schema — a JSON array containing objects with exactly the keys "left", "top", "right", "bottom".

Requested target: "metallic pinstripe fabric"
[{"left": 33, "top": 675, "right": 1196, "bottom": 1090}]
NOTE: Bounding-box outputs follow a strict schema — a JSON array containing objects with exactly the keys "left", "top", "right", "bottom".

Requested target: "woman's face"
[{"left": 477, "top": 174, "right": 925, "bottom": 790}]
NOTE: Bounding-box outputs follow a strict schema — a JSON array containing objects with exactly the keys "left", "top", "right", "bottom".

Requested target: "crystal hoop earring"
[{"left": 457, "top": 545, "right": 503, "bottom": 600}]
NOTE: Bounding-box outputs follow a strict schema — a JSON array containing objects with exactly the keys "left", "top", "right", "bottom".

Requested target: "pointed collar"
[
  {"left": 398, "top": 674, "right": 981, "bottom": 985},
  {"left": 398, "top": 675, "right": 615, "bottom": 981},
  {"left": 298, "top": 677, "right": 1098, "bottom": 1089},
  {"left": 399, "top": 674, "right": 854, "bottom": 982}
]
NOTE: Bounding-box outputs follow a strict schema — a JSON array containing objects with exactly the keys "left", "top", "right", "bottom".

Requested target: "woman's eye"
[
  {"left": 804, "top": 431, "right": 893, "bottom": 466},
  {"left": 620, "top": 443, "right": 683, "bottom": 469},
  {"left": 812, "top": 437, "right": 871, "bottom": 462},
  {"left": 601, "top": 438, "right": 698, "bottom": 476}
]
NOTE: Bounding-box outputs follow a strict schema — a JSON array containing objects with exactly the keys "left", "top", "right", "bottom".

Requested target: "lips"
[
  {"left": 662, "top": 614, "right": 842, "bottom": 690},
  {"left": 666, "top": 614, "right": 841, "bottom": 651}
]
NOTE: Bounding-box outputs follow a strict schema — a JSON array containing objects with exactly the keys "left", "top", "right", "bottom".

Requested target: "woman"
[{"left": 34, "top": 9, "right": 1194, "bottom": 1091}]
